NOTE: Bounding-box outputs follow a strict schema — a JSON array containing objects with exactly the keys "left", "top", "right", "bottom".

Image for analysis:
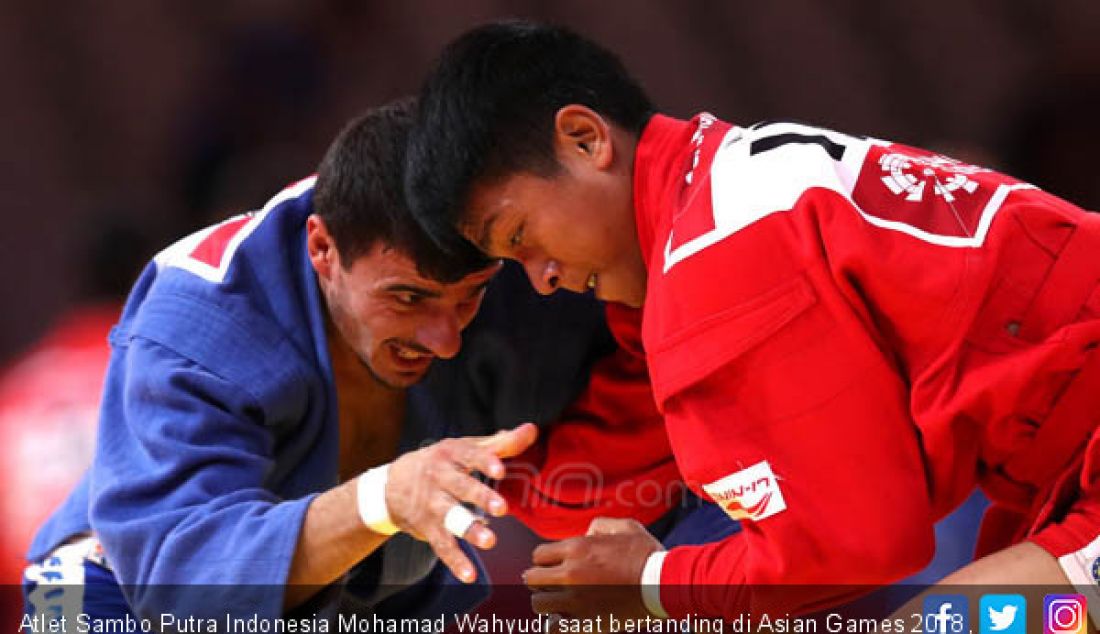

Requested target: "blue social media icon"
[
  {"left": 924, "top": 595, "right": 970, "bottom": 634},
  {"left": 980, "top": 594, "right": 1026, "bottom": 634}
]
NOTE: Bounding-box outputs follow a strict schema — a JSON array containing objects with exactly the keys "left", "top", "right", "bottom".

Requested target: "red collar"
[{"left": 632, "top": 113, "right": 701, "bottom": 268}]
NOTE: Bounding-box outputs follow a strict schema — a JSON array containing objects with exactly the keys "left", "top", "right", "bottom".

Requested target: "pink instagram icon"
[{"left": 1045, "top": 594, "right": 1087, "bottom": 634}]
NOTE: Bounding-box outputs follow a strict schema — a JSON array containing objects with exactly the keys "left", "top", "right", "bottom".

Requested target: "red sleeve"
[
  {"left": 652, "top": 316, "right": 937, "bottom": 619},
  {"left": 498, "top": 303, "right": 682, "bottom": 539},
  {"left": 632, "top": 117, "right": 987, "bottom": 619}
]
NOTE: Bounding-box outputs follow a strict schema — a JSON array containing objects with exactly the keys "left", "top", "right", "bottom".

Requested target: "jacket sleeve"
[
  {"left": 652, "top": 324, "right": 937, "bottom": 619},
  {"left": 498, "top": 304, "right": 683, "bottom": 538},
  {"left": 634, "top": 117, "right": 954, "bottom": 619},
  {"left": 89, "top": 335, "right": 315, "bottom": 621}
]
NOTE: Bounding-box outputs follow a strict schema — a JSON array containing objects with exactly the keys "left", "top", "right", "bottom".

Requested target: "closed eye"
[
  {"left": 394, "top": 291, "right": 426, "bottom": 306},
  {"left": 384, "top": 284, "right": 439, "bottom": 306},
  {"left": 508, "top": 222, "right": 525, "bottom": 251}
]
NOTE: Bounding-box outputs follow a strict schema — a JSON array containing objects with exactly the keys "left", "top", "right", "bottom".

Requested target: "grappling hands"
[
  {"left": 385, "top": 422, "right": 538, "bottom": 583},
  {"left": 524, "top": 517, "right": 663, "bottom": 620}
]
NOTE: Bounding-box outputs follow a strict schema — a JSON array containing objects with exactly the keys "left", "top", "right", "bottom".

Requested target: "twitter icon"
[{"left": 981, "top": 594, "right": 1026, "bottom": 634}]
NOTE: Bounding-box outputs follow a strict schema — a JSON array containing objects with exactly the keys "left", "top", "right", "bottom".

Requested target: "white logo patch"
[
  {"left": 702, "top": 460, "right": 787, "bottom": 523},
  {"left": 878, "top": 152, "right": 986, "bottom": 203}
]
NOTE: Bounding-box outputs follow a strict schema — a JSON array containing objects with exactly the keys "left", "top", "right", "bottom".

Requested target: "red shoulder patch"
[{"left": 188, "top": 215, "right": 253, "bottom": 269}]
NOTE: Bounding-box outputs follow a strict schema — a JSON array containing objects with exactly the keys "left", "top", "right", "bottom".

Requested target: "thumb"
[{"left": 478, "top": 422, "right": 539, "bottom": 459}]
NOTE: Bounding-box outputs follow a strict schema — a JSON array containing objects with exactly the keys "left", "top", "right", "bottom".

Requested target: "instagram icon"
[{"left": 1044, "top": 594, "right": 1087, "bottom": 634}]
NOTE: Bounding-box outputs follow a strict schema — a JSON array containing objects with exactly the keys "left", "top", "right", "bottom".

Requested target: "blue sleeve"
[{"left": 89, "top": 336, "right": 316, "bottom": 621}]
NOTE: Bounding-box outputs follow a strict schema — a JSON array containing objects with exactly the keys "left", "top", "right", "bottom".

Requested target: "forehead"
[{"left": 347, "top": 243, "right": 498, "bottom": 291}]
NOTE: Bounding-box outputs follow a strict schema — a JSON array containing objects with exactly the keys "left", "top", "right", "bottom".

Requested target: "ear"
[
  {"left": 553, "top": 105, "right": 614, "bottom": 170},
  {"left": 306, "top": 214, "right": 339, "bottom": 281}
]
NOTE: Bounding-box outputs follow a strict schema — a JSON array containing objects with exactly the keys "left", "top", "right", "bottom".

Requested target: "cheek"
[
  {"left": 550, "top": 216, "right": 613, "bottom": 262},
  {"left": 357, "top": 308, "right": 401, "bottom": 347},
  {"left": 336, "top": 294, "right": 386, "bottom": 350}
]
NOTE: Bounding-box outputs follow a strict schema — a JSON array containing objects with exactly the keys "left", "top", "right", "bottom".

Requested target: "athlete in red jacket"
[{"left": 405, "top": 21, "right": 1100, "bottom": 621}]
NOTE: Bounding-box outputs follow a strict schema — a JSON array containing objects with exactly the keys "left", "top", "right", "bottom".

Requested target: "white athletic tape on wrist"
[
  {"left": 443, "top": 504, "right": 479, "bottom": 538},
  {"left": 640, "top": 550, "right": 669, "bottom": 618},
  {"left": 357, "top": 464, "right": 399, "bottom": 535}
]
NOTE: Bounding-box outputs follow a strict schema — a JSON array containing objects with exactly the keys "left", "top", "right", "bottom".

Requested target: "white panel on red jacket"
[{"left": 663, "top": 121, "right": 1035, "bottom": 273}]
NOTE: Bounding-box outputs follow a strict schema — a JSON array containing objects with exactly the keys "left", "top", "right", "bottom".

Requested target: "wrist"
[
  {"left": 640, "top": 549, "right": 669, "bottom": 618},
  {"left": 356, "top": 464, "right": 400, "bottom": 535}
]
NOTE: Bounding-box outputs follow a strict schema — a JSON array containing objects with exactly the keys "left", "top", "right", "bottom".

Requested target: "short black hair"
[
  {"left": 313, "top": 98, "right": 493, "bottom": 283},
  {"left": 405, "top": 20, "right": 654, "bottom": 250}
]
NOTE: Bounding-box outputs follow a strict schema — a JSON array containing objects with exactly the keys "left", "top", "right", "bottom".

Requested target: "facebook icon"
[{"left": 924, "top": 595, "right": 970, "bottom": 634}]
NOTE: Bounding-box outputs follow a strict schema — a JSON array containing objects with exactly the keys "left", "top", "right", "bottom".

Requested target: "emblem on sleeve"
[
  {"left": 851, "top": 144, "right": 1034, "bottom": 247},
  {"left": 702, "top": 460, "right": 787, "bottom": 522},
  {"left": 878, "top": 152, "right": 986, "bottom": 203}
]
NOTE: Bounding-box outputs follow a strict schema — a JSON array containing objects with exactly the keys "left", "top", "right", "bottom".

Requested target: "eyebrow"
[
  {"left": 382, "top": 283, "right": 442, "bottom": 299},
  {"left": 477, "top": 211, "right": 500, "bottom": 253}
]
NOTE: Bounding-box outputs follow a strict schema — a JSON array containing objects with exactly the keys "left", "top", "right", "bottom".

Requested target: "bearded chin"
[{"left": 358, "top": 353, "right": 412, "bottom": 391}]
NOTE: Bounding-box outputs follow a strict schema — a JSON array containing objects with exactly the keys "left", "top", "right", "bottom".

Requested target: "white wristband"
[
  {"left": 640, "top": 550, "right": 669, "bottom": 618},
  {"left": 356, "top": 464, "right": 399, "bottom": 535}
]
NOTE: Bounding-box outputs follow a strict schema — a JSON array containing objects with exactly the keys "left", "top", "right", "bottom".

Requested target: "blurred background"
[{"left": 2, "top": 0, "right": 1099, "bottom": 601}]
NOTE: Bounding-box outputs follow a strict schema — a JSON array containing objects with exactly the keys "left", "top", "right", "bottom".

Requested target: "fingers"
[
  {"left": 477, "top": 422, "right": 539, "bottom": 459},
  {"left": 464, "top": 520, "right": 497, "bottom": 550},
  {"left": 523, "top": 563, "right": 567, "bottom": 588},
  {"left": 425, "top": 491, "right": 498, "bottom": 580},
  {"left": 429, "top": 491, "right": 497, "bottom": 550},
  {"left": 437, "top": 466, "right": 508, "bottom": 517},
  {"left": 586, "top": 517, "right": 646, "bottom": 536},
  {"left": 423, "top": 523, "right": 478, "bottom": 584},
  {"left": 531, "top": 589, "right": 573, "bottom": 615},
  {"left": 449, "top": 423, "right": 538, "bottom": 478},
  {"left": 381, "top": 425, "right": 540, "bottom": 585},
  {"left": 449, "top": 439, "right": 507, "bottom": 480},
  {"left": 532, "top": 539, "right": 575, "bottom": 566}
]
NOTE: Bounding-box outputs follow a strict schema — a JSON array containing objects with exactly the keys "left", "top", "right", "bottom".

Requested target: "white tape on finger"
[{"left": 443, "top": 504, "right": 479, "bottom": 538}]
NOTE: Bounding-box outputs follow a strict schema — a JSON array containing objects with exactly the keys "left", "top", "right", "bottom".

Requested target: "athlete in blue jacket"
[{"left": 23, "top": 101, "right": 730, "bottom": 628}]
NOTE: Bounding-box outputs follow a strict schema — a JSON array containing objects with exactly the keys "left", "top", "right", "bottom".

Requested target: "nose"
[
  {"left": 524, "top": 257, "right": 562, "bottom": 296},
  {"left": 417, "top": 310, "right": 462, "bottom": 359}
]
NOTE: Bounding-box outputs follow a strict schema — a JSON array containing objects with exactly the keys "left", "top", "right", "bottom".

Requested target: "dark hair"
[
  {"left": 313, "top": 98, "right": 493, "bottom": 283},
  {"left": 405, "top": 20, "right": 654, "bottom": 250}
]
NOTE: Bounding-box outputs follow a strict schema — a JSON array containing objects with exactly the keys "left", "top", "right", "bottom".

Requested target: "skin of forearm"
[{"left": 283, "top": 477, "right": 389, "bottom": 610}]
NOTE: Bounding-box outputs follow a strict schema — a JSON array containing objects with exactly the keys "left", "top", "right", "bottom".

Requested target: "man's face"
[
  {"left": 315, "top": 232, "right": 498, "bottom": 389},
  {"left": 462, "top": 109, "right": 647, "bottom": 307}
]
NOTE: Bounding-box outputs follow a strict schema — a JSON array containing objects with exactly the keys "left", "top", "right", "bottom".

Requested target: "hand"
[
  {"left": 523, "top": 517, "right": 663, "bottom": 620},
  {"left": 385, "top": 422, "right": 538, "bottom": 583}
]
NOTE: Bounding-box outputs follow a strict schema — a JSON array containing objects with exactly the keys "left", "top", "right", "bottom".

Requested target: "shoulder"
[
  {"left": 116, "top": 178, "right": 322, "bottom": 395},
  {"left": 153, "top": 176, "right": 316, "bottom": 285}
]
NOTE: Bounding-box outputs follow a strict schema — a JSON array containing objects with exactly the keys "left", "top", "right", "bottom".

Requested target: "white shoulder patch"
[
  {"left": 664, "top": 123, "right": 878, "bottom": 272},
  {"left": 663, "top": 122, "right": 1036, "bottom": 272}
]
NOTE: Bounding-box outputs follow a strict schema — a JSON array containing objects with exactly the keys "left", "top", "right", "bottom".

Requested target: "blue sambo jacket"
[{"left": 28, "top": 177, "right": 625, "bottom": 621}]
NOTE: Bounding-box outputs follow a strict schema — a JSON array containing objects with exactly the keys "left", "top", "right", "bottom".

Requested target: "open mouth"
[
  {"left": 388, "top": 342, "right": 433, "bottom": 370},
  {"left": 395, "top": 347, "right": 425, "bottom": 360}
]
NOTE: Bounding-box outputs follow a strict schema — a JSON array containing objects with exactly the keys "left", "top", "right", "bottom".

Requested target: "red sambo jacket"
[{"left": 633, "top": 114, "right": 1100, "bottom": 618}]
